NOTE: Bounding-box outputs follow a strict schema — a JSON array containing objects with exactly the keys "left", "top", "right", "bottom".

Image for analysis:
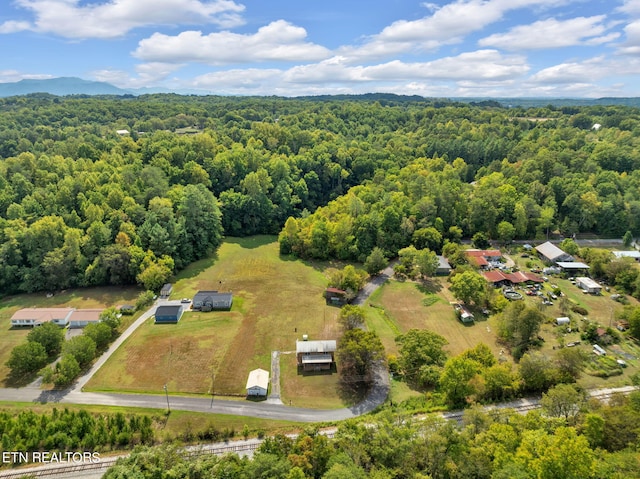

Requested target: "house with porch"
[
  {"left": 296, "top": 339, "right": 337, "bottom": 371},
  {"left": 10, "top": 308, "right": 74, "bottom": 328}
]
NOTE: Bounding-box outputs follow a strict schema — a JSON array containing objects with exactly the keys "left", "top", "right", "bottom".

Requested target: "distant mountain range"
[
  {"left": 1, "top": 77, "right": 640, "bottom": 107},
  {"left": 0, "top": 77, "right": 206, "bottom": 97}
]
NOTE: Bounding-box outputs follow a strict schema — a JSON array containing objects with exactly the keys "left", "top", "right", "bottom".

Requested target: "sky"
[{"left": 1, "top": 0, "right": 640, "bottom": 97}]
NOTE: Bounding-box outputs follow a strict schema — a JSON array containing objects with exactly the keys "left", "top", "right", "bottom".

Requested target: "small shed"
[
  {"left": 576, "top": 277, "right": 602, "bottom": 294},
  {"left": 160, "top": 283, "right": 173, "bottom": 299},
  {"left": 436, "top": 256, "right": 452, "bottom": 275},
  {"left": 192, "top": 291, "right": 233, "bottom": 311},
  {"left": 154, "top": 305, "right": 184, "bottom": 324},
  {"left": 325, "top": 287, "right": 347, "bottom": 305},
  {"left": 593, "top": 344, "right": 606, "bottom": 356},
  {"left": 556, "top": 317, "right": 570, "bottom": 326},
  {"left": 246, "top": 368, "right": 269, "bottom": 396},
  {"left": 454, "top": 303, "right": 474, "bottom": 323}
]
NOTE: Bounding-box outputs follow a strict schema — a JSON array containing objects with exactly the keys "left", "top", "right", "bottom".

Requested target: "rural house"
[
  {"left": 154, "top": 305, "right": 184, "bottom": 324},
  {"left": 483, "top": 270, "right": 543, "bottom": 287},
  {"left": 245, "top": 368, "right": 269, "bottom": 397},
  {"left": 465, "top": 249, "right": 502, "bottom": 269},
  {"left": 192, "top": 291, "right": 233, "bottom": 311},
  {"left": 68, "top": 309, "right": 103, "bottom": 328},
  {"left": 10, "top": 308, "right": 74, "bottom": 328},
  {"left": 535, "top": 241, "right": 573, "bottom": 264},
  {"left": 296, "top": 339, "right": 337, "bottom": 371}
]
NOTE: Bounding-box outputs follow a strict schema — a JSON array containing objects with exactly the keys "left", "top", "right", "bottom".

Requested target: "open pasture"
[{"left": 87, "top": 237, "right": 344, "bottom": 403}]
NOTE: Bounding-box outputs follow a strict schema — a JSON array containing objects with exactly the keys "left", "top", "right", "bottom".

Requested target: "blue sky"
[{"left": 1, "top": 0, "right": 640, "bottom": 97}]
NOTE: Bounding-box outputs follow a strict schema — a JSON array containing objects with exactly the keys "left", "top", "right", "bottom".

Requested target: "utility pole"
[
  {"left": 163, "top": 384, "right": 170, "bottom": 413},
  {"left": 210, "top": 370, "right": 215, "bottom": 408}
]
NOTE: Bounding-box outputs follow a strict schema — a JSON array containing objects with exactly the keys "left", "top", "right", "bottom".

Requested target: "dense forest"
[{"left": 1, "top": 94, "right": 640, "bottom": 293}]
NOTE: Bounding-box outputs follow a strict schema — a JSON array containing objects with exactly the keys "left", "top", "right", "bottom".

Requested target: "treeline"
[
  {"left": 2, "top": 95, "right": 640, "bottom": 292},
  {"left": 0, "top": 408, "right": 154, "bottom": 454},
  {"left": 105, "top": 392, "right": 640, "bottom": 479}
]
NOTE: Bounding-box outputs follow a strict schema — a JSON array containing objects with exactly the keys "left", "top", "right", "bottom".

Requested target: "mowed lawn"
[
  {"left": 87, "top": 236, "right": 344, "bottom": 403},
  {"left": 367, "top": 279, "right": 505, "bottom": 358},
  {"left": 0, "top": 286, "right": 141, "bottom": 386}
]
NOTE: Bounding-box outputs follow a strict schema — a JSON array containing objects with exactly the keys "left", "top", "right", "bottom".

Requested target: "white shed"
[
  {"left": 246, "top": 368, "right": 269, "bottom": 396},
  {"left": 576, "top": 277, "right": 602, "bottom": 294},
  {"left": 556, "top": 317, "right": 570, "bottom": 326}
]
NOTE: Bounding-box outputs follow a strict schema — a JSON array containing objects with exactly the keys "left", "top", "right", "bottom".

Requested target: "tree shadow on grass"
[
  {"left": 416, "top": 279, "right": 443, "bottom": 294},
  {"left": 3, "top": 370, "right": 39, "bottom": 388},
  {"left": 224, "top": 235, "right": 276, "bottom": 250},
  {"left": 337, "top": 378, "right": 370, "bottom": 407}
]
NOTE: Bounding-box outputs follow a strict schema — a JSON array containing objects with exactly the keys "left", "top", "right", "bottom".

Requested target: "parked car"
[{"left": 181, "top": 298, "right": 191, "bottom": 303}]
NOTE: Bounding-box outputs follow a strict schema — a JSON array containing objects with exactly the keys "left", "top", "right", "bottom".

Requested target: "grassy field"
[
  {"left": 87, "top": 237, "right": 344, "bottom": 401},
  {"left": 0, "top": 286, "right": 141, "bottom": 386},
  {"left": 367, "top": 278, "right": 505, "bottom": 358},
  {"left": 280, "top": 353, "right": 346, "bottom": 409}
]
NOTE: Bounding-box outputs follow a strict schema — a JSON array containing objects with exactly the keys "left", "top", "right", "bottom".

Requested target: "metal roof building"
[
  {"left": 296, "top": 339, "right": 337, "bottom": 371},
  {"left": 535, "top": 241, "right": 573, "bottom": 263},
  {"left": 246, "top": 368, "right": 269, "bottom": 396}
]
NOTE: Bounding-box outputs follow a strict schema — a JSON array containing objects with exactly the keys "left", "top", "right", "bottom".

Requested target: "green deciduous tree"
[
  {"left": 26, "top": 322, "right": 64, "bottom": 357},
  {"left": 396, "top": 329, "right": 448, "bottom": 388},
  {"left": 337, "top": 329, "right": 385, "bottom": 385},
  {"left": 7, "top": 342, "right": 48, "bottom": 377},
  {"left": 363, "top": 247, "right": 387, "bottom": 276},
  {"left": 439, "top": 356, "right": 482, "bottom": 407},
  {"left": 497, "top": 302, "right": 545, "bottom": 359},
  {"left": 62, "top": 335, "right": 97, "bottom": 368},
  {"left": 541, "top": 384, "right": 586, "bottom": 423},
  {"left": 337, "top": 305, "right": 366, "bottom": 331},
  {"left": 449, "top": 270, "right": 487, "bottom": 306}
]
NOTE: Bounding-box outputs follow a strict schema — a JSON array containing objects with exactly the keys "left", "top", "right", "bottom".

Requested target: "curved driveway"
[{"left": 0, "top": 270, "right": 392, "bottom": 422}]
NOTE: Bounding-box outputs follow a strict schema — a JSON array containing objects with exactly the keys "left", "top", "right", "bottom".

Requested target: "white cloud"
[
  {"left": 283, "top": 50, "right": 528, "bottom": 84},
  {"left": 617, "top": 0, "right": 640, "bottom": 15},
  {"left": 92, "top": 62, "right": 183, "bottom": 88},
  {"left": 528, "top": 56, "right": 640, "bottom": 89},
  {"left": 339, "top": 0, "right": 573, "bottom": 62},
  {"left": 479, "top": 16, "right": 619, "bottom": 50},
  {"left": 192, "top": 68, "right": 284, "bottom": 93},
  {"left": 133, "top": 20, "right": 331, "bottom": 64},
  {"left": 0, "top": 70, "right": 53, "bottom": 82},
  {"left": 3, "top": 0, "right": 245, "bottom": 38},
  {"left": 0, "top": 20, "right": 31, "bottom": 34},
  {"left": 619, "top": 20, "right": 640, "bottom": 55}
]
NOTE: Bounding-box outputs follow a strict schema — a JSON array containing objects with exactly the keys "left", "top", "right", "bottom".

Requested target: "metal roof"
[
  {"left": 576, "top": 277, "right": 601, "bottom": 289},
  {"left": 296, "top": 339, "right": 337, "bottom": 354},
  {"left": 535, "top": 241, "right": 569, "bottom": 261},
  {"left": 246, "top": 368, "right": 269, "bottom": 390},
  {"left": 557, "top": 262, "right": 590, "bottom": 269}
]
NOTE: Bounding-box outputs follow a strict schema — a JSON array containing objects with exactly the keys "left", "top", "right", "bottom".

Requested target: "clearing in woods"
[{"left": 86, "top": 236, "right": 344, "bottom": 404}]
